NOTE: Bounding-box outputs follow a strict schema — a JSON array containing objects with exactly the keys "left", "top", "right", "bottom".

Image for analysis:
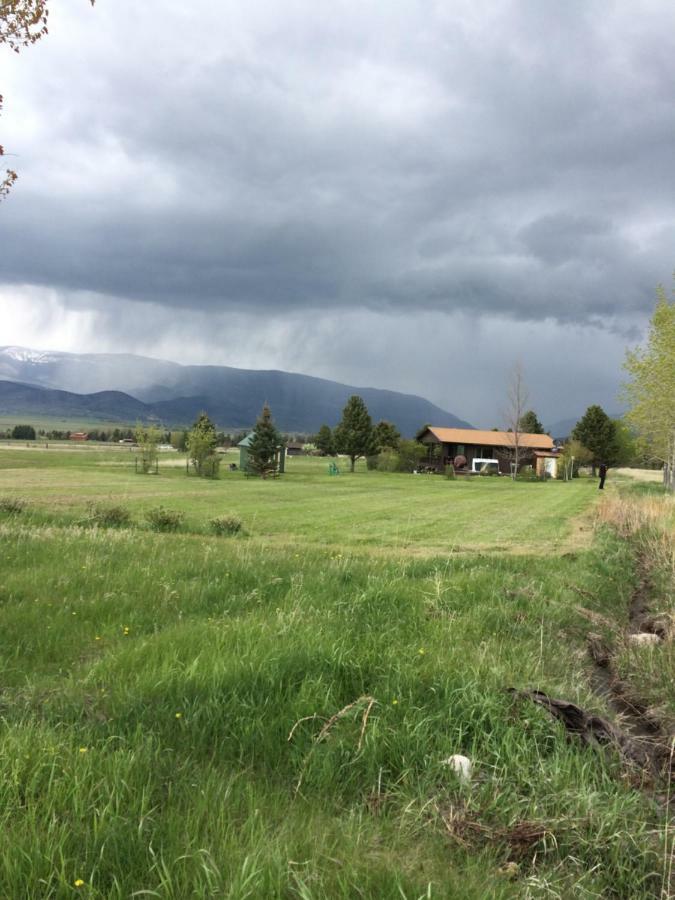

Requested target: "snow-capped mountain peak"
[{"left": 0, "top": 346, "right": 63, "bottom": 364}]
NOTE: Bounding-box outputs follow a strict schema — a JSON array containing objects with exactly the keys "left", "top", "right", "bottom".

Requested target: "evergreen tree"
[
  {"left": 187, "top": 412, "right": 219, "bottom": 477},
  {"left": 314, "top": 424, "right": 336, "bottom": 456},
  {"left": 518, "top": 410, "right": 544, "bottom": 434},
  {"left": 372, "top": 420, "right": 401, "bottom": 452},
  {"left": 247, "top": 403, "right": 283, "bottom": 477},
  {"left": 572, "top": 405, "right": 619, "bottom": 473},
  {"left": 11, "top": 424, "right": 36, "bottom": 440},
  {"left": 334, "top": 395, "right": 374, "bottom": 472}
]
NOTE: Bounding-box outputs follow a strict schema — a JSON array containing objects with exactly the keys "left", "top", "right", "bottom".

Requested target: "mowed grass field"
[
  {"left": 0, "top": 446, "right": 671, "bottom": 898},
  {"left": 0, "top": 446, "right": 594, "bottom": 554}
]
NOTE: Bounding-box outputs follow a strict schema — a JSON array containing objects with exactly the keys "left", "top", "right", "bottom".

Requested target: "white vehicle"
[{"left": 471, "top": 458, "right": 500, "bottom": 474}]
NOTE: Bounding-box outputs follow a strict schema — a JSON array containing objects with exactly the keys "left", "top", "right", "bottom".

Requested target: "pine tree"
[
  {"left": 248, "top": 403, "right": 283, "bottom": 478},
  {"left": 372, "top": 420, "right": 401, "bottom": 452},
  {"left": 334, "top": 395, "right": 374, "bottom": 472},
  {"left": 572, "top": 405, "right": 619, "bottom": 473},
  {"left": 315, "top": 424, "right": 336, "bottom": 456},
  {"left": 518, "top": 410, "right": 544, "bottom": 434}
]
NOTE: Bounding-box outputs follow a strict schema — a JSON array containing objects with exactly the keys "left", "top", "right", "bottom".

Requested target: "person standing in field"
[{"left": 598, "top": 462, "right": 607, "bottom": 490}]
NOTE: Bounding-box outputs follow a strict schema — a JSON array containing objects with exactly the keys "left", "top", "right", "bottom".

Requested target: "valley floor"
[{"left": 0, "top": 448, "right": 673, "bottom": 897}]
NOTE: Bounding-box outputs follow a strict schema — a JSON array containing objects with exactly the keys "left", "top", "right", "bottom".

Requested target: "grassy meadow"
[{"left": 0, "top": 446, "right": 673, "bottom": 898}]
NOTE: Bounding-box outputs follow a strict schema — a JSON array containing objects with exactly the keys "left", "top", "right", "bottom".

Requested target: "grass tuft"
[
  {"left": 210, "top": 515, "right": 243, "bottom": 536},
  {"left": 87, "top": 503, "right": 133, "bottom": 528},
  {"left": 145, "top": 506, "right": 185, "bottom": 532},
  {"left": 0, "top": 496, "right": 26, "bottom": 514}
]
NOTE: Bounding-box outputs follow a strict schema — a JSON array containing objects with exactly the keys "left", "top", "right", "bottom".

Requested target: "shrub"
[
  {"left": 516, "top": 465, "right": 538, "bottom": 482},
  {"left": 444, "top": 465, "right": 455, "bottom": 479},
  {"left": 0, "top": 496, "right": 26, "bottom": 514},
  {"left": 89, "top": 504, "right": 132, "bottom": 527},
  {"left": 145, "top": 506, "right": 184, "bottom": 532},
  {"left": 199, "top": 455, "right": 221, "bottom": 478},
  {"left": 376, "top": 450, "right": 400, "bottom": 473},
  {"left": 478, "top": 463, "right": 499, "bottom": 476},
  {"left": 397, "top": 439, "right": 428, "bottom": 473},
  {"left": 365, "top": 455, "right": 380, "bottom": 471},
  {"left": 210, "top": 515, "right": 242, "bottom": 536}
]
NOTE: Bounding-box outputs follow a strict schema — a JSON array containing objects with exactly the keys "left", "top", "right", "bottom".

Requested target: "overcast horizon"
[{"left": 2, "top": 1, "right": 674, "bottom": 427}]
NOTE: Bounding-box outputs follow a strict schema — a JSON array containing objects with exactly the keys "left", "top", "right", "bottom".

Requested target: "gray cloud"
[{"left": 1, "top": 0, "right": 673, "bottom": 422}]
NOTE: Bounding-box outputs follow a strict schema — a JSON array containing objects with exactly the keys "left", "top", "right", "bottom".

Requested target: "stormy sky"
[{"left": 1, "top": 0, "right": 673, "bottom": 428}]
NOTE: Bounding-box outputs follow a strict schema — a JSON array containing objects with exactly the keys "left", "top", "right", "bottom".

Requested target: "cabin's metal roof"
[{"left": 423, "top": 427, "right": 554, "bottom": 450}]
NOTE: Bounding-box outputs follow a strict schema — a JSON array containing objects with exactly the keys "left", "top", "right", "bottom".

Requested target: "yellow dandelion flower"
[
  {"left": 79, "top": 747, "right": 88, "bottom": 754},
  {"left": 74, "top": 878, "right": 85, "bottom": 887},
  {"left": 391, "top": 699, "right": 398, "bottom": 705},
  {"left": 418, "top": 648, "right": 426, "bottom": 655},
  {"left": 95, "top": 636, "right": 101, "bottom": 641},
  {"left": 175, "top": 712, "right": 183, "bottom": 719}
]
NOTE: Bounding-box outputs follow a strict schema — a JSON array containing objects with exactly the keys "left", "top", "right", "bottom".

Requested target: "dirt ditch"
[
  {"left": 515, "top": 548, "right": 674, "bottom": 785},
  {"left": 588, "top": 550, "right": 671, "bottom": 763}
]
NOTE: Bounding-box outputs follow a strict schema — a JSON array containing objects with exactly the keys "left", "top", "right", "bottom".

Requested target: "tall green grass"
[
  {"left": 1, "top": 451, "right": 669, "bottom": 895},
  {"left": 0, "top": 506, "right": 667, "bottom": 897}
]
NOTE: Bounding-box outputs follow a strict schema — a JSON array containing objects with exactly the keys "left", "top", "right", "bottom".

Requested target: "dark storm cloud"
[{"left": 2, "top": 0, "right": 674, "bottom": 325}]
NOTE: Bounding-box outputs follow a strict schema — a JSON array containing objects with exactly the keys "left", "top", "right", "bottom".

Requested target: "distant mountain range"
[
  {"left": 546, "top": 417, "right": 580, "bottom": 440},
  {"left": 0, "top": 346, "right": 472, "bottom": 435}
]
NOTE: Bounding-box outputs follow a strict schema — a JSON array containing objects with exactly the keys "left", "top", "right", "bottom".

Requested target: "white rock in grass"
[
  {"left": 628, "top": 632, "right": 661, "bottom": 646},
  {"left": 441, "top": 754, "right": 472, "bottom": 782}
]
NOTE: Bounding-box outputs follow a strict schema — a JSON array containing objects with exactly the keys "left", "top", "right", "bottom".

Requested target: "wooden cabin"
[{"left": 417, "top": 427, "right": 554, "bottom": 474}]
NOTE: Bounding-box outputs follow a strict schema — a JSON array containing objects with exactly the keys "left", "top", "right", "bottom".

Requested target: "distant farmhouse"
[
  {"left": 417, "top": 427, "right": 555, "bottom": 475},
  {"left": 69, "top": 432, "right": 89, "bottom": 441},
  {"left": 285, "top": 441, "right": 306, "bottom": 457}
]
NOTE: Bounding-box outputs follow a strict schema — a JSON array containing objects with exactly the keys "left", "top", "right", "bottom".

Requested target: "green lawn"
[
  {"left": 0, "top": 447, "right": 595, "bottom": 554},
  {"left": 0, "top": 448, "right": 669, "bottom": 898}
]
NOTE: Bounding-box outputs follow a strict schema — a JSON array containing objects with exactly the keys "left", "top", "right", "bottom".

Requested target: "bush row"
[
  {"left": 0, "top": 498, "right": 242, "bottom": 536},
  {"left": 89, "top": 504, "right": 243, "bottom": 535}
]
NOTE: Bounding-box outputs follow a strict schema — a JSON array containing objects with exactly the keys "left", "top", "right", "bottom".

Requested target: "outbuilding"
[
  {"left": 417, "top": 427, "right": 554, "bottom": 474},
  {"left": 534, "top": 450, "right": 560, "bottom": 479}
]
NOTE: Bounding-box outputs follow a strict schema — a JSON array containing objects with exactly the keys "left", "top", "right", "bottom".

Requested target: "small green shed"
[{"left": 238, "top": 432, "right": 286, "bottom": 474}]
